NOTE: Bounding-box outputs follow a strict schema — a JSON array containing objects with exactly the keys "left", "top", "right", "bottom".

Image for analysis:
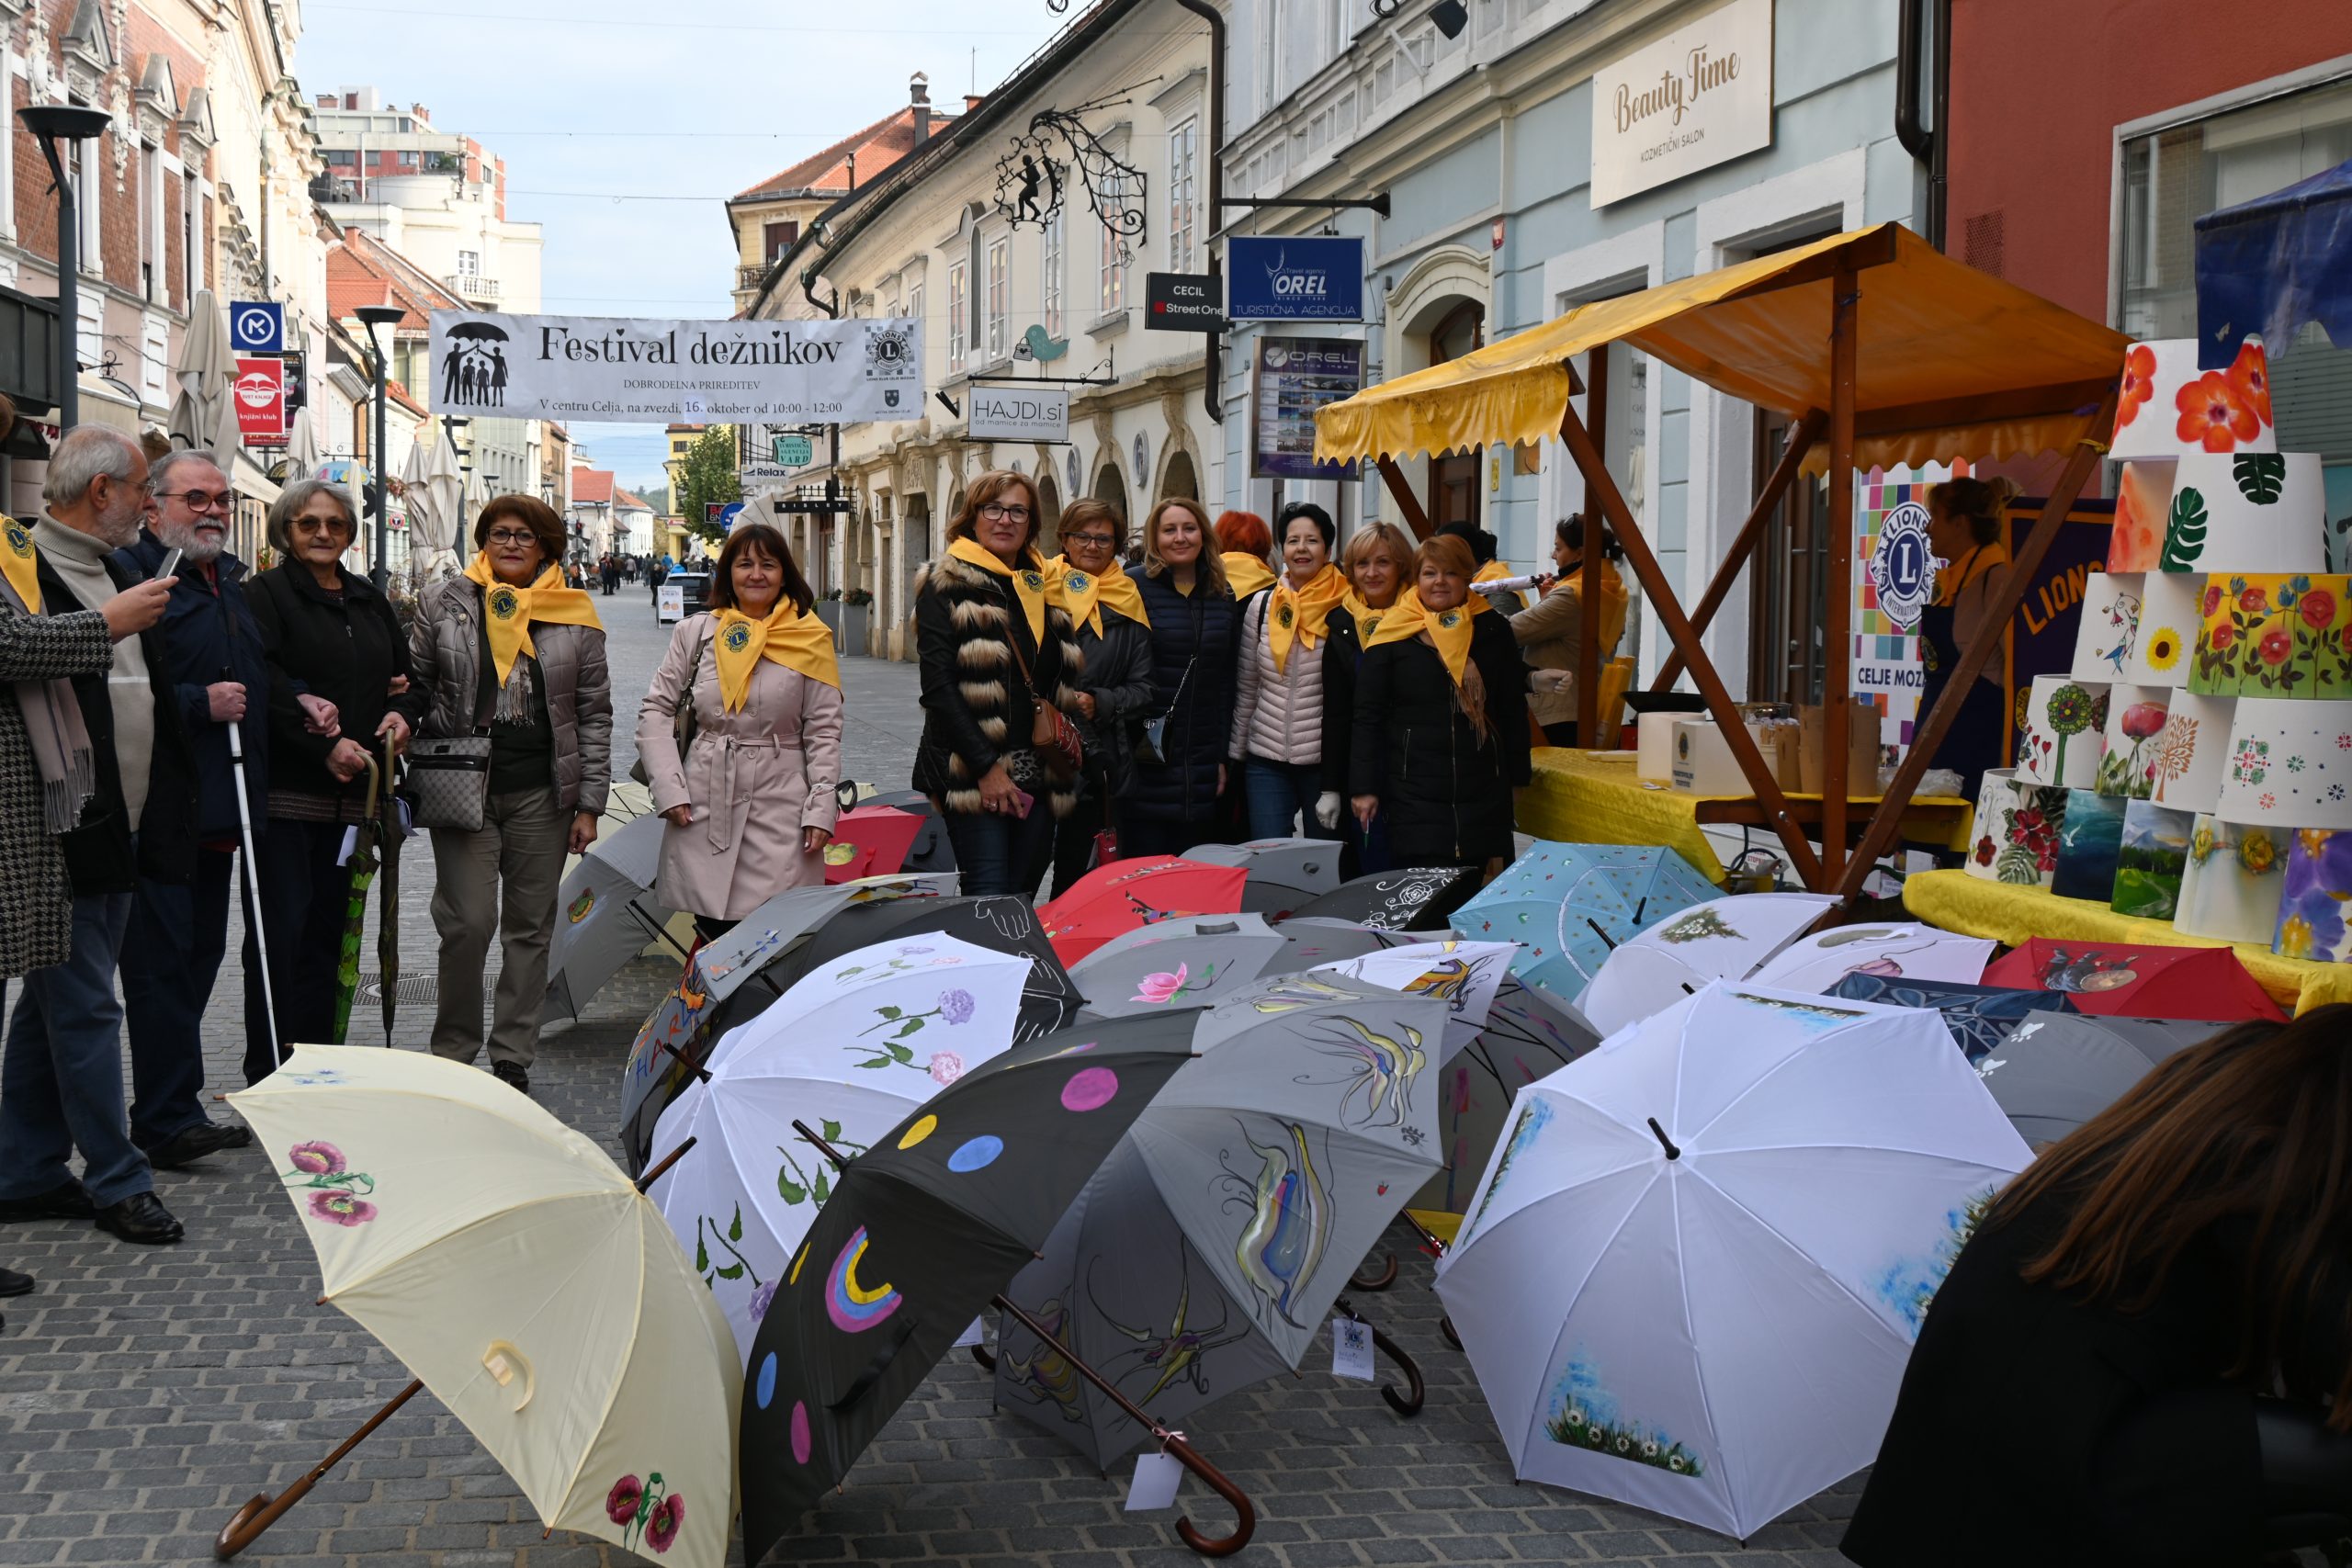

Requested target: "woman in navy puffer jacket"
[{"left": 1119, "top": 497, "right": 1236, "bottom": 859}]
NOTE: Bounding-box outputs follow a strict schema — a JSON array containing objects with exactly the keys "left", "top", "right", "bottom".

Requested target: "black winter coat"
[
  {"left": 910, "top": 550, "right": 1083, "bottom": 818},
  {"left": 1320, "top": 606, "right": 1373, "bottom": 797},
  {"left": 248, "top": 563, "right": 424, "bottom": 810},
  {"left": 1071, "top": 604, "right": 1155, "bottom": 798},
  {"left": 1126, "top": 570, "right": 1236, "bottom": 824},
  {"left": 1348, "top": 614, "right": 1530, "bottom": 867},
  {"left": 113, "top": 529, "right": 273, "bottom": 840}
]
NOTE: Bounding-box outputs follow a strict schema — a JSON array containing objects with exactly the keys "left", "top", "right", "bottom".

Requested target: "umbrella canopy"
[
  {"left": 230, "top": 1044, "right": 739, "bottom": 1568},
  {"left": 1828, "top": 974, "right": 2079, "bottom": 1063},
  {"left": 1437, "top": 984, "right": 2031, "bottom": 1538},
  {"left": 1576, "top": 893, "right": 1838, "bottom": 1039},
  {"left": 546, "top": 814, "right": 677, "bottom": 1025},
  {"left": 1974, "top": 1012, "right": 2219, "bottom": 1148},
  {"left": 1453, "top": 842, "right": 1719, "bottom": 1007},
  {"left": 740, "top": 1012, "right": 1198, "bottom": 1564},
  {"left": 1183, "top": 837, "right": 1346, "bottom": 917},
  {"left": 1309, "top": 940, "right": 1516, "bottom": 1064},
  {"left": 2195, "top": 155, "right": 2352, "bottom": 367},
  {"left": 859, "top": 791, "right": 958, "bottom": 874},
  {"left": 1076, "top": 914, "right": 1464, "bottom": 1021},
  {"left": 822, "top": 805, "right": 926, "bottom": 884},
  {"left": 754, "top": 896, "right": 1082, "bottom": 1043},
  {"left": 1282, "top": 865, "right": 1484, "bottom": 930},
  {"left": 997, "top": 973, "right": 1449, "bottom": 1467},
  {"left": 1980, "top": 938, "right": 2289, "bottom": 1022},
  {"left": 650, "top": 933, "right": 1032, "bottom": 1363},
  {"left": 169, "top": 289, "right": 241, "bottom": 458},
  {"left": 1746, "top": 922, "right": 1996, "bottom": 994},
  {"left": 284, "top": 403, "right": 322, "bottom": 482},
  {"left": 1040, "top": 857, "right": 1250, "bottom": 964}
]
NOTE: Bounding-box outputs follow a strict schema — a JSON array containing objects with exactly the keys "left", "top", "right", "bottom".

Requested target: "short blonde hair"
[{"left": 1341, "top": 521, "right": 1414, "bottom": 582}]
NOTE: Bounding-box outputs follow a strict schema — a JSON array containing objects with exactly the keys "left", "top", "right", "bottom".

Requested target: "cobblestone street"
[{"left": 0, "top": 615, "right": 1862, "bottom": 1568}]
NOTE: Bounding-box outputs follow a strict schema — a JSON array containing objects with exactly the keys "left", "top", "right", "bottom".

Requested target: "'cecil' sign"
[
  {"left": 1589, "top": 0, "right": 1773, "bottom": 207},
  {"left": 425, "top": 311, "right": 923, "bottom": 424}
]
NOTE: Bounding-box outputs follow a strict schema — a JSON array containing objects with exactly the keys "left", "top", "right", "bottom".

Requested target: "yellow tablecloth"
[
  {"left": 1903, "top": 868, "right": 2352, "bottom": 1018},
  {"left": 1515, "top": 749, "right": 1972, "bottom": 883}
]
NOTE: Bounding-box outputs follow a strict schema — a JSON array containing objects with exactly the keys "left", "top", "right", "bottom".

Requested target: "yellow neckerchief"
[
  {"left": 1933, "top": 542, "right": 2008, "bottom": 608},
  {"left": 1473, "top": 558, "right": 1526, "bottom": 611},
  {"left": 463, "top": 554, "right": 603, "bottom": 685},
  {"left": 1340, "top": 587, "right": 1396, "bottom": 641},
  {"left": 1222, "top": 551, "right": 1276, "bottom": 599},
  {"left": 710, "top": 599, "right": 839, "bottom": 711},
  {"left": 0, "top": 515, "right": 39, "bottom": 615},
  {"left": 1047, "top": 554, "right": 1148, "bottom": 637},
  {"left": 948, "top": 536, "right": 1049, "bottom": 644},
  {"left": 1364, "top": 586, "right": 1491, "bottom": 685},
  {"left": 1267, "top": 562, "right": 1350, "bottom": 673}
]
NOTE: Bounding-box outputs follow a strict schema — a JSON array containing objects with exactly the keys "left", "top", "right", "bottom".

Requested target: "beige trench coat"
[{"left": 637, "top": 614, "right": 844, "bottom": 921}]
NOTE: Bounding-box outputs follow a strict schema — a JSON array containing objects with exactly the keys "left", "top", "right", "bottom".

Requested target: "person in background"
[
  {"left": 412, "top": 496, "right": 612, "bottom": 1095},
  {"left": 0, "top": 427, "right": 187, "bottom": 1246},
  {"left": 1046, "top": 499, "right": 1154, "bottom": 897},
  {"left": 116, "top": 450, "right": 305, "bottom": 1161},
  {"left": 1124, "top": 497, "right": 1236, "bottom": 858},
  {"left": 1350, "top": 534, "right": 1532, "bottom": 876},
  {"left": 639, "top": 522, "right": 840, "bottom": 940},
  {"left": 1230, "top": 501, "right": 1348, "bottom": 840},
  {"left": 910, "top": 470, "right": 1082, "bottom": 897},
  {"left": 1512, "top": 514, "right": 1631, "bottom": 747},
  {"left": 1916, "top": 474, "right": 2020, "bottom": 803},
  {"left": 1325, "top": 521, "right": 1415, "bottom": 873},
  {"left": 1440, "top": 520, "right": 1526, "bottom": 611},
  {"left": 247, "top": 479, "right": 421, "bottom": 1053},
  {"left": 1845, "top": 1006, "right": 2352, "bottom": 1567},
  {"left": 1214, "top": 509, "right": 1276, "bottom": 602}
]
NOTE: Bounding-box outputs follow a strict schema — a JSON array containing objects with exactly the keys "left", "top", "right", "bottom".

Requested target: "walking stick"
[{"left": 224, "top": 665, "right": 282, "bottom": 1067}]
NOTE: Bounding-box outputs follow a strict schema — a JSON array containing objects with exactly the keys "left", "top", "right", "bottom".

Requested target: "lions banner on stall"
[{"left": 425, "top": 311, "right": 923, "bottom": 424}]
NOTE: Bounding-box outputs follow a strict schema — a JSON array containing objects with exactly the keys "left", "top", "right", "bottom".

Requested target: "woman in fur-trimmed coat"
[{"left": 910, "top": 470, "right": 1084, "bottom": 897}]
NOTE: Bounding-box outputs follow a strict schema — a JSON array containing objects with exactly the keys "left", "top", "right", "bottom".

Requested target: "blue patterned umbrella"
[
  {"left": 1829, "top": 974, "right": 2079, "bottom": 1064},
  {"left": 1453, "top": 842, "right": 1716, "bottom": 1005}
]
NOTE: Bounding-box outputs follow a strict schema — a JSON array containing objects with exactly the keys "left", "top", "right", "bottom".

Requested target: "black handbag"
[{"left": 406, "top": 734, "right": 492, "bottom": 831}]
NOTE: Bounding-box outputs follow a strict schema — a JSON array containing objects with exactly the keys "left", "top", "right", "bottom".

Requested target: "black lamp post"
[
  {"left": 18, "top": 105, "right": 114, "bottom": 432},
  {"left": 355, "top": 305, "right": 403, "bottom": 588}
]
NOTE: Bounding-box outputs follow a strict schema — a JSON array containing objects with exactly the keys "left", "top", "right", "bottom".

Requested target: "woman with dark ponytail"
[{"left": 1917, "top": 474, "right": 2021, "bottom": 799}]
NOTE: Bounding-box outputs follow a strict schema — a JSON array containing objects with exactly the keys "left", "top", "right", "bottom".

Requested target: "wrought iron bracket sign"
[{"left": 992, "top": 86, "right": 1153, "bottom": 265}]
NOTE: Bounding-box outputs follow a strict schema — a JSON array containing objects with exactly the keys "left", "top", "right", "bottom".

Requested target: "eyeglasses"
[
  {"left": 158, "top": 490, "right": 232, "bottom": 512},
  {"left": 1065, "top": 532, "right": 1116, "bottom": 548},
  {"left": 979, "top": 503, "right": 1033, "bottom": 523},
  {"left": 484, "top": 529, "right": 540, "bottom": 547},
  {"left": 290, "top": 514, "right": 351, "bottom": 535}
]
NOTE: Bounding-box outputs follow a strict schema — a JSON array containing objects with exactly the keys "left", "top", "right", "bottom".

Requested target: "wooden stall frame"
[{"left": 1577, "top": 342, "right": 1610, "bottom": 744}]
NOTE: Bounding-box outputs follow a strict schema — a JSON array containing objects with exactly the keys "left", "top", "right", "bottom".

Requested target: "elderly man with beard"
[{"left": 114, "top": 452, "right": 332, "bottom": 1162}]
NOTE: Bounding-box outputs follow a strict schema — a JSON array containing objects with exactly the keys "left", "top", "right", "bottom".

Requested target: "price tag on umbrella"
[
  {"left": 952, "top": 1317, "right": 985, "bottom": 1348},
  {"left": 1331, "top": 1316, "right": 1375, "bottom": 1382},
  {"left": 1125, "top": 1446, "right": 1184, "bottom": 1511}
]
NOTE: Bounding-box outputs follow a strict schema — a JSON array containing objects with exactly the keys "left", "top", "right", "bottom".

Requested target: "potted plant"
[{"left": 840, "top": 586, "right": 874, "bottom": 654}]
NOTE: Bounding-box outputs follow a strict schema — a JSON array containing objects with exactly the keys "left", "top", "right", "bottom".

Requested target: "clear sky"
[{"left": 292, "top": 0, "right": 1069, "bottom": 494}]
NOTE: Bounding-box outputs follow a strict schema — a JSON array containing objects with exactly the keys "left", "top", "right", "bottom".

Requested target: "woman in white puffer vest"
[{"left": 1229, "top": 502, "right": 1348, "bottom": 841}]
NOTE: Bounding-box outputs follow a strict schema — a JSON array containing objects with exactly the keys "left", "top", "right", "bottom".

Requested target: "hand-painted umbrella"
[
  {"left": 1073, "top": 914, "right": 1295, "bottom": 1019},
  {"left": 996, "top": 973, "right": 1448, "bottom": 1468},
  {"left": 1283, "top": 865, "right": 1484, "bottom": 931},
  {"left": 1980, "top": 938, "right": 2288, "bottom": 1022},
  {"left": 1309, "top": 939, "right": 1516, "bottom": 1064},
  {"left": 1576, "top": 893, "right": 1838, "bottom": 1039},
  {"left": 750, "top": 896, "right": 1082, "bottom": 1043},
  {"left": 739, "top": 1013, "right": 1203, "bottom": 1566},
  {"left": 1453, "top": 842, "right": 1718, "bottom": 1008},
  {"left": 1973, "top": 1012, "right": 2219, "bottom": 1147},
  {"left": 650, "top": 933, "right": 1032, "bottom": 1364},
  {"left": 1039, "top": 857, "right": 1250, "bottom": 964},
  {"left": 1829, "top": 974, "right": 2080, "bottom": 1064},
  {"left": 217, "top": 1045, "right": 738, "bottom": 1567},
  {"left": 330, "top": 758, "right": 387, "bottom": 1045},
  {"left": 546, "top": 813, "right": 682, "bottom": 1026},
  {"left": 821, "top": 804, "right": 927, "bottom": 884},
  {"left": 1183, "top": 837, "right": 1346, "bottom": 918},
  {"left": 860, "top": 790, "right": 958, "bottom": 874},
  {"left": 374, "top": 738, "right": 401, "bottom": 1045},
  {"left": 1746, "top": 922, "right": 1996, "bottom": 995},
  {"left": 1438, "top": 983, "right": 2030, "bottom": 1538}
]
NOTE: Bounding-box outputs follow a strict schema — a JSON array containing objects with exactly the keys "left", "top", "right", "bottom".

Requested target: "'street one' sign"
[{"left": 1589, "top": 0, "right": 1773, "bottom": 208}]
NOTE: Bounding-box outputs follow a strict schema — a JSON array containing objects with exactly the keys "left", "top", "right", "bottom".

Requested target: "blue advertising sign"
[
  {"left": 230, "top": 300, "right": 284, "bottom": 355},
  {"left": 1227, "top": 236, "right": 1363, "bottom": 322}
]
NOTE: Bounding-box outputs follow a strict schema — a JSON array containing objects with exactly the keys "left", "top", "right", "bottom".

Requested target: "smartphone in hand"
[{"left": 1012, "top": 787, "right": 1035, "bottom": 820}]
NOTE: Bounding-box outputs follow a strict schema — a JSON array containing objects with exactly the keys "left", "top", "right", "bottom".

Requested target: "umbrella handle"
[
  {"left": 969, "top": 1343, "right": 996, "bottom": 1372},
  {"left": 214, "top": 1377, "right": 424, "bottom": 1559},
  {"left": 1347, "top": 1253, "right": 1397, "bottom": 1292},
  {"left": 1440, "top": 1315, "right": 1463, "bottom": 1352},
  {"left": 1165, "top": 1433, "right": 1256, "bottom": 1559},
  {"left": 1337, "top": 1297, "right": 1424, "bottom": 1418}
]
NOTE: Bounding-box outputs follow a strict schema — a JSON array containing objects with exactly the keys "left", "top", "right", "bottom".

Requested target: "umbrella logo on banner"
[{"left": 442, "top": 321, "right": 511, "bottom": 409}]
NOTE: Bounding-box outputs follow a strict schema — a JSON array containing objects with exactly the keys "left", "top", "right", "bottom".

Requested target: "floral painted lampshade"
[
  {"left": 2109, "top": 336, "right": 2277, "bottom": 461},
  {"left": 2015, "top": 676, "right": 2110, "bottom": 790},
  {"left": 1962, "top": 768, "right": 2018, "bottom": 883},
  {"left": 2121, "top": 570, "right": 2200, "bottom": 687},
  {"left": 2212, "top": 698, "right": 2352, "bottom": 830},
  {"left": 2154, "top": 451, "right": 2326, "bottom": 575},
  {"left": 2108, "top": 460, "right": 2177, "bottom": 574},
  {"left": 2070, "top": 573, "right": 2144, "bottom": 682},
  {"left": 2052, "top": 790, "right": 2129, "bottom": 903},
  {"left": 1965, "top": 770, "right": 2071, "bottom": 888},
  {"left": 2110, "top": 798, "right": 2196, "bottom": 922},
  {"left": 2143, "top": 692, "right": 2234, "bottom": 814},
  {"left": 2188, "top": 574, "right": 2352, "bottom": 700},
  {"left": 2274, "top": 829, "right": 2352, "bottom": 964},
  {"left": 2095, "top": 686, "right": 2171, "bottom": 798},
  {"left": 2175, "top": 814, "right": 2289, "bottom": 944}
]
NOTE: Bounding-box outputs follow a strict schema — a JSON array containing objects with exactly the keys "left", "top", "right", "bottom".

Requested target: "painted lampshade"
[
  {"left": 2175, "top": 813, "right": 2290, "bottom": 944},
  {"left": 2187, "top": 573, "right": 2352, "bottom": 700},
  {"left": 2154, "top": 450, "right": 2326, "bottom": 575},
  {"left": 2143, "top": 692, "right": 2234, "bottom": 815},
  {"left": 2015, "top": 675, "right": 2110, "bottom": 790},
  {"left": 2110, "top": 798, "right": 2196, "bottom": 922},
  {"left": 2121, "top": 570, "right": 2200, "bottom": 687},
  {"left": 1967, "top": 773, "right": 2072, "bottom": 888},
  {"left": 2070, "top": 572, "right": 2144, "bottom": 682},
  {"left": 1962, "top": 768, "right": 2018, "bottom": 883},
  {"left": 2212, "top": 697, "right": 2352, "bottom": 830},
  {"left": 2274, "top": 828, "right": 2352, "bottom": 964},
  {"left": 2108, "top": 336, "right": 2278, "bottom": 461},
  {"left": 2108, "top": 460, "right": 2177, "bottom": 574},
  {"left": 2052, "top": 790, "right": 2129, "bottom": 903},
  {"left": 2094, "top": 685, "right": 2172, "bottom": 799}
]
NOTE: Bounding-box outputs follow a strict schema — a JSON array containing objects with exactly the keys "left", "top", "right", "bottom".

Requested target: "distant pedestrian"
[{"left": 1510, "top": 514, "right": 1629, "bottom": 747}]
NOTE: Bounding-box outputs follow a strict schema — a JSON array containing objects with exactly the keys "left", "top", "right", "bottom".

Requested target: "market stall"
[{"left": 1314, "top": 222, "right": 2131, "bottom": 897}]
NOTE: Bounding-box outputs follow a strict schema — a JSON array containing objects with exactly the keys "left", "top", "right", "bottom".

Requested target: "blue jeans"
[
  {"left": 943, "top": 803, "right": 1057, "bottom": 897},
  {"left": 1244, "top": 758, "right": 1338, "bottom": 842},
  {"left": 123, "top": 847, "right": 267, "bottom": 1145},
  {"left": 0, "top": 891, "right": 151, "bottom": 1206}
]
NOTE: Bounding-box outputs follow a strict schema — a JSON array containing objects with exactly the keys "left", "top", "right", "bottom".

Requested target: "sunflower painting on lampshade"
[
  {"left": 2108, "top": 336, "right": 2276, "bottom": 462},
  {"left": 2188, "top": 574, "right": 2352, "bottom": 699},
  {"left": 2121, "top": 571, "right": 2199, "bottom": 687}
]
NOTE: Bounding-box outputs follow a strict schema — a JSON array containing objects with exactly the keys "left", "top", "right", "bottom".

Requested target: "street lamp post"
[
  {"left": 355, "top": 305, "right": 403, "bottom": 590},
  {"left": 17, "top": 105, "right": 115, "bottom": 432}
]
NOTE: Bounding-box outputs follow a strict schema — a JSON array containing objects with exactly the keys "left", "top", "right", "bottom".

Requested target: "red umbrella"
[
  {"left": 822, "top": 805, "right": 927, "bottom": 885},
  {"left": 1981, "top": 938, "right": 2288, "bottom": 1022},
  {"left": 1037, "top": 856, "right": 1249, "bottom": 964}
]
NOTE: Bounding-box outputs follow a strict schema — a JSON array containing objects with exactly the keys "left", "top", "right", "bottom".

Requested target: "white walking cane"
[{"left": 222, "top": 661, "right": 283, "bottom": 1068}]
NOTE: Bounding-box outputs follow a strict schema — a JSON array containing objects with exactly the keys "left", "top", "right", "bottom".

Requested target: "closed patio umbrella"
[{"left": 169, "top": 289, "right": 240, "bottom": 457}]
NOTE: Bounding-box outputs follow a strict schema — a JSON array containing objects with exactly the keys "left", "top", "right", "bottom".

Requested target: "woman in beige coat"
[{"left": 638, "top": 522, "right": 842, "bottom": 938}]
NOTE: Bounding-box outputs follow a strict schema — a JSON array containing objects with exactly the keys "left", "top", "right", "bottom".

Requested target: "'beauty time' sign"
[{"left": 1589, "top": 0, "right": 1773, "bottom": 207}]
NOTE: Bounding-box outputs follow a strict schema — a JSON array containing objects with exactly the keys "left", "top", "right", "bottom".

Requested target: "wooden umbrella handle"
[{"left": 215, "top": 1378, "right": 424, "bottom": 1559}]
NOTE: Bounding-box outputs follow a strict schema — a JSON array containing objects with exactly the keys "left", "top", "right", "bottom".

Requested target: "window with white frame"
[
  {"left": 986, "top": 236, "right": 1008, "bottom": 358},
  {"left": 65, "top": 119, "right": 100, "bottom": 276},
  {"left": 1168, "top": 118, "right": 1199, "bottom": 274},
  {"left": 1099, "top": 218, "right": 1125, "bottom": 314},
  {"left": 946, "top": 261, "right": 967, "bottom": 370},
  {"left": 181, "top": 177, "right": 199, "bottom": 303},
  {"left": 140, "top": 141, "right": 164, "bottom": 302},
  {"left": 908, "top": 280, "right": 923, "bottom": 350},
  {"left": 455, "top": 248, "right": 481, "bottom": 278},
  {"left": 1042, "top": 205, "right": 1065, "bottom": 337}
]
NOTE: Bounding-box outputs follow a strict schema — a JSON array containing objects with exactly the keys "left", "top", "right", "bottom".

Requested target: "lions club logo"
[
  {"left": 1277, "top": 604, "right": 1295, "bottom": 627},
  {"left": 1437, "top": 610, "right": 1461, "bottom": 629},
  {"left": 2, "top": 519, "right": 30, "bottom": 559},
  {"left": 721, "top": 621, "right": 752, "bottom": 653},
  {"left": 1065, "top": 571, "right": 1089, "bottom": 592},
  {"left": 486, "top": 585, "right": 521, "bottom": 621},
  {"left": 1021, "top": 570, "right": 1045, "bottom": 593},
  {"left": 1866, "top": 500, "right": 1939, "bottom": 633}
]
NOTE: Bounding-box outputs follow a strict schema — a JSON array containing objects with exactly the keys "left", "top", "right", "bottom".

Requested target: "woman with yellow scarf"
[
  {"left": 638, "top": 522, "right": 841, "bottom": 938},
  {"left": 1230, "top": 502, "right": 1351, "bottom": 840},
  {"left": 1324, "top": 520, "right": 1415, "bottom": 870},
  {"left": 1045, "top": 499, "right": 1154, "bottom": 895}
]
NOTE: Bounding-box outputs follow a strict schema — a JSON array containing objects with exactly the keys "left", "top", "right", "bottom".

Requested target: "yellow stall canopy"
[{"left": 1315, "top": 224, "right": 2131, "bottom": 474}]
